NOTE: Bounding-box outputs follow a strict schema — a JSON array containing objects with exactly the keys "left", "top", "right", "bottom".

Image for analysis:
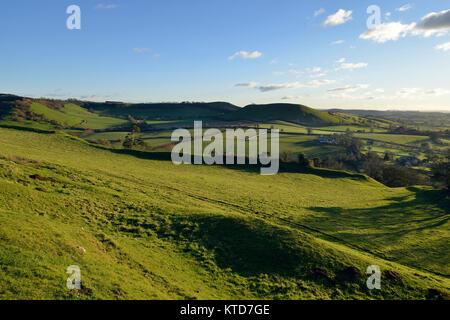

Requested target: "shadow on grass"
[
  {"left": 0, "top": 124, "right": 56, "bottom": 134},
  {"left": 306, "top": 188, "right": 448, "bottom": 233},
  {"left": 304, "top": 188, "right": 449, "bottom": 275},
  {"left": 91, "top": 145, "right": 370, "bottom": 181},
  {"left": 168, "top": 213, "right": 332, "bottom": 279}
]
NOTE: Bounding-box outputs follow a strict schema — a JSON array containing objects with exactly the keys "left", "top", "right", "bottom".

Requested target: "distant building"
[
  {"left": 398, "top": 156, "right": 420, "bottom": 167},
  {"left": 317, "top": 135, "right": 337, "bottom": 145}
]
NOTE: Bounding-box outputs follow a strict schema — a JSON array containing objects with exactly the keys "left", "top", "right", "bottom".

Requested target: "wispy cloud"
[
  {"left": 258, "top": 82, "right": 306, "bottom": 92},
  {"left": 133, "top": 48, "right": 150, "bottom": 53},
  {"left": 282, "top": 95, "right": 304, "bottom": 100},
  {"left": 310, "top": 73, "right": 327, "bottom": 78},
  {"left": 228, "top": 51, "right": 262, "bottom": 60},
  {"left": 396, "top": 87, "right": 450, "bottom": 98},
  {"left": 256, "top": 79, "right": 335, "bottom": 92},
  {"left": 234, "top": 82, "right": 258, "bottom": 88},
  {"left": 307, "top": 67, "right": 322, "bottom": 73},
  {"left": 314, "top": 8, "right": 325, "bottom": 17},
  {"left": 327, "top": 84, "right": 369, "bottom": 93},
  {"left": 331, "top": 40, "right": 345, "bottom": 45},
  {"left": 396, "top": 4, "right": 413, "bottom": 12},
  {"left": 322, "top": 9, "right": 352, "bottom": 27},
  {"left": 435, "top": 42, "right": 450, "bottom": 52}
]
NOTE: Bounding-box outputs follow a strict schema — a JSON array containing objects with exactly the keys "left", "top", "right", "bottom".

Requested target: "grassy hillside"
[
  {"left": 29, "top": 102, "right": 127, "bottom": 129},
  {"left": 223, "top": 104, "right": 344, "bottom": 125},
  {"left": 81, "top": 101, "right": 240, "bottom": 120},
  {"left": 0, "top": 127, "right": 448, "bottom": 300}
]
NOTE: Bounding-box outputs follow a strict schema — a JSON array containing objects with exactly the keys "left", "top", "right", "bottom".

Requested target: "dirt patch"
[
  {"left": 29, "top": 174, "right": 55, "bottom": 182},
  {"left": 314, "top": 268, "right": 335, "bottom": 284},
  {"left": 342, "top": 266, "right": 361, "bottom": 281},
  {"left": 383, "top": 270, "right": 403, "bottom": 282},
  {"left": 69, "top": 283, "right": 93, "bottom": 297},
  {"left": 427, "top": 289, "right": 450, "bottom": 300}
]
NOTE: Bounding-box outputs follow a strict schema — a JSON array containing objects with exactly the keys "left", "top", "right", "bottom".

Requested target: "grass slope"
[
  {"left": 0, "top": 127, "right": 449, "bottom": 300},
  {"left": 30, "top": 102, "right": 127, "bottom": 129},
  {"left": 82, "top": 101, "right": 240, "bottom": 120},
  {"left": 223, "top": 104, "right": 344, "bottom": 125}
]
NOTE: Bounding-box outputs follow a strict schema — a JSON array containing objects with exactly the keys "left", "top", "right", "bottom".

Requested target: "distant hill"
[
  {"left": 327, "top": 109, "right": 450, "bottom": 130},
  {"left": 0, "top": 95, "right": 241, "bottom": 128},
  {"left": 222, "top": 103, "right": 343, "bottom": 125},
  {"left": 79, "top": 101, "right": 240, "bottom": 120}
]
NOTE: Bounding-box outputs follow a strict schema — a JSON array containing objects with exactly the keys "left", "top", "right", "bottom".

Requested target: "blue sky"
[{"left": 0, "top": 0, "right": 449, "bottom": 110}]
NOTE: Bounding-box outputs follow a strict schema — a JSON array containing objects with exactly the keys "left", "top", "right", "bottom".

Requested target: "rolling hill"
[
  {"left": 79, "top": 101, "right": 240, "bottom": 120},
  {"left": 0, "top": 126, "right": 449, "bottom": 299},
  {"left": 222, "top": 103, "right": 344, "bottom": 125}
]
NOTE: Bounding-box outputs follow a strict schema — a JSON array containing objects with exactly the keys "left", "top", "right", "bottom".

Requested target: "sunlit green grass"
[
  {"left": 30, "top": 103, "right": 126, "bottom": 129},
  {"left": 0, "top": 127, "right": 448, "bottom": 299}
]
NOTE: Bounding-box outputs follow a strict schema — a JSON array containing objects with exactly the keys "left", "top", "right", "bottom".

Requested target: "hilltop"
[{"left": 223, "top": 103, "right": 344, "bottom": 125}]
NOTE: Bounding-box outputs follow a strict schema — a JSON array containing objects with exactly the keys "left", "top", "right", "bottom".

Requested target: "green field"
[
  {"left": 0, "top": 127, "right": 448, "bottom": 299},
  {"left": 354, "top": 133, "right": 430, "bottom": 145}
]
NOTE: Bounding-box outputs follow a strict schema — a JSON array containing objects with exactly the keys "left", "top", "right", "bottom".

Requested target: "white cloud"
[
  {"left": 322, "top": 9, "right": 353, "bottom": 27},
  {"left": 331, "top": 40, "right": 345, "bottom": 45},
  {"left": 359, "top": 22, "right": 416, "bottom": 43},
  {"left": 435, "top": 42, "right": 450, "bottom": 52},
  {"left": 228, "top": 51, "right": 262, "bottom": 60},
  {"left": 234, "top": 82, "right": 258, "bottom": 88},
  {"left": 338, "top": 62, "right": 368, "bottom": 70},
  {"left": 361, "top": 10, "right": 450, "bottom": 43},
  {"left": 96, "top": 4, "right": 119, "bottom": 9},
  {"left": 314, "top": 8, "right": 325, "bottom": 17},
  {"left": 396, "top": 4, "right": 412, "bottom": 12},
  {"left": 335, "top": 59, "right": 368, "bottom": 70}
]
